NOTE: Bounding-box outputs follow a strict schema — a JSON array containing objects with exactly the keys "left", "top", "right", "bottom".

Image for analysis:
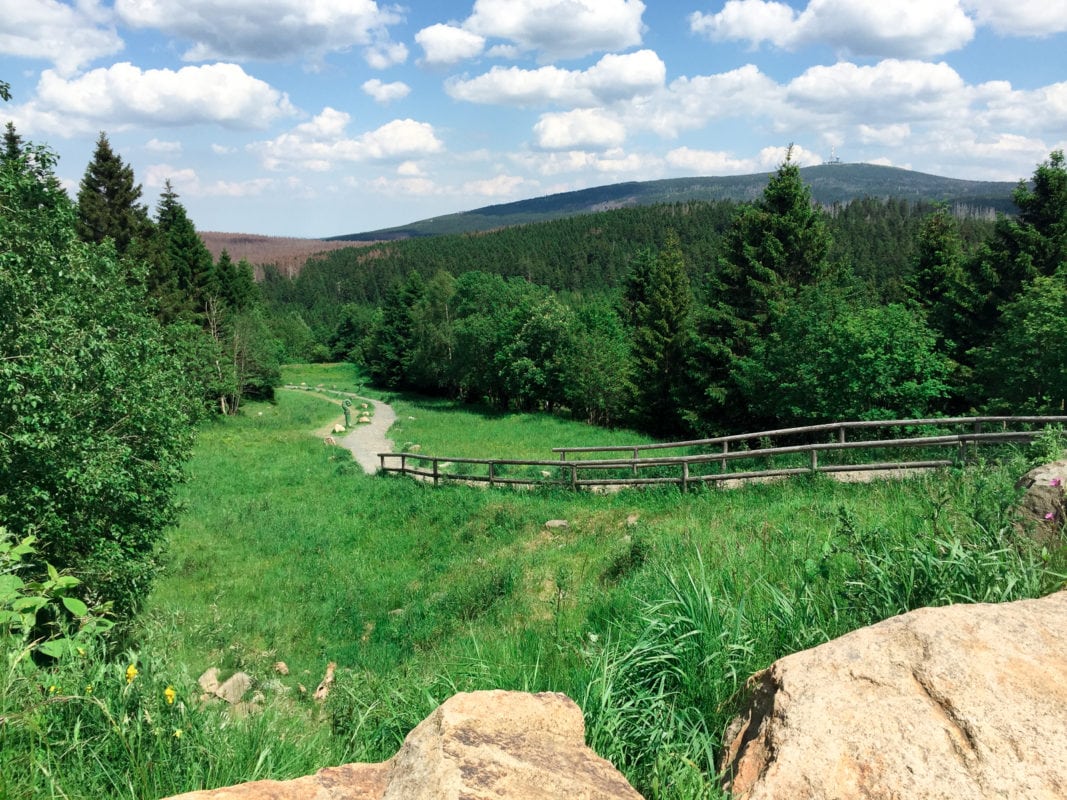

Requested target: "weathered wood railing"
[{"left": 377, "top": 416, "right": 1067, "bottom": 492}]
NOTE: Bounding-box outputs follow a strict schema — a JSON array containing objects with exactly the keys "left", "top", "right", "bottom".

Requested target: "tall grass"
[{"left": 4, "top": 371, "right": 1063, "bottom": 799}]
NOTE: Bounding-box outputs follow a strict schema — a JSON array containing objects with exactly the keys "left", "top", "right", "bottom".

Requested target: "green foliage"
[
  {"left": 735, "top": 285, "right": 949, "bottom": 424},
  {"left": 628, "top": 232, "right": 694, "bottom": 435},
  {"left": 972, "top": 265, "right": 1067, "bottom": 412},
  {"left": 1, "top": 141, "right": 196, "bottom": 617},
  {"left": 75, "top": 132, "right": 150, "bottom": 257}
]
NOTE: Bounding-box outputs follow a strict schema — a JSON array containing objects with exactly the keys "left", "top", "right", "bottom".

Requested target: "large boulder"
[
  {"left": 163, "top": 690, "right": 642, "bottom": 800},
  {"left": 1016, "top": 459, "right": 1067, "bottom": 546},
  {"left": 720, "top": 591, "right": 1067, "bottom": 800}
]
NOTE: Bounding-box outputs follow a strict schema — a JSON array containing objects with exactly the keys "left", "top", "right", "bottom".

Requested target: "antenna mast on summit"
[{"left": 823, "top": 146, "right": 842, "bottom": 166}]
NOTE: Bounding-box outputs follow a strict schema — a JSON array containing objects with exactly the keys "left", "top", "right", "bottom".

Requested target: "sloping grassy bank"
[{"left": 4, "top": 364, "right": 1063, "bottom": 799}]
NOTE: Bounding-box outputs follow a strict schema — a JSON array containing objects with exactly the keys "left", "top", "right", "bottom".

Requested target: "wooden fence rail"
[{"left": 377, "top": 416, "right": 1067, "bottom": 492}]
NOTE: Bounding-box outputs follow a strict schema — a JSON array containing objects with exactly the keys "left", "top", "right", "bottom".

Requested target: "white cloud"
[
  {"left": 464, "top": 0, "right": 646, "bottom": 60},
  {"left": 691, "top": 0, "right": 975, "bottom": 58},
  {"left": 363, "top": 175, "right": 443, "bottom": 196},
  {"left": 397, "top": 161, "right": 423, "bottom": 176},
  {"left": 415, "top": 23, "right": 485, "bottom": 65},
  {"left": 962, "top": 0, "right": 1067, "bottom": 36},
  {"left": 462, "top": 173, "right": 533, "bottom": 197},
  {"left": 446, "top": 49, "right": 665, "bottom": 107},
  {"left": 114, "top": 0, "right": 403, "bottom": 63},
  {"left": 17, "top": 63, "right": 295, "bottom": 136},
  {"left": 857, "top": 123, "right": 912, "bottom": 145},
  {"left": 534, "top": 108, "right": 627, "bottom": 149},
  {"left": 785, "top": 60, "right": 967, "bottom": 121},
  {"left": 146, "top": 138, "right": 183, "bottom": 154},
  {"left": 362, "top": 78, "right": 411, "bottom": 103},
  {"left": 666, "top": 147, "right": 755, "bottom": 174},
  {"left": 252, "top": 109, "right": 444, "bottom": 170},
  {"left": 633, "top": 65, "right": 782, "bottom": 138},
  {"left": 0, "top": 0, "right": 122, "bottom": 76},
  {"left": 364, "top": 40, "right": 409, "bottom": 69},
  {"left": 144, "top": 163, "right": 275, "bottom": 196},
  {"left": 211, "top": 143, "right": 236, "bottom": 155}
]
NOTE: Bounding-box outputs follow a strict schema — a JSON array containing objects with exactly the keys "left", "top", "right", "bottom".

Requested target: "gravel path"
[{"left": 284, "top": 386, "right": 396, "bottom": 474}]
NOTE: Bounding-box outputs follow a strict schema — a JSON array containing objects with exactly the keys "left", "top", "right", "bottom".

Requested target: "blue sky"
[{"left": 2, "top": 0, "right": 1065, "bottom": 237}]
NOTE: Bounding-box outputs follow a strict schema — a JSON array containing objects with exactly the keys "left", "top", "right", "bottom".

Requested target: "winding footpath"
[{"left": 283, "top": 386, "right": 396, "bottom": 474}]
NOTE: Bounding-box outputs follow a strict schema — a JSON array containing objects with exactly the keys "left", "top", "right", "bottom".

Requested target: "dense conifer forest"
[{"left": 260, "top": 148, "right": 1066, "bottom": 438}]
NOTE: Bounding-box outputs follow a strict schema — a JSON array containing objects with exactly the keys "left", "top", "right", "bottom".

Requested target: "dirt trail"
[{"left": 283, "top": 386, "right": 396, "bottom": 474}]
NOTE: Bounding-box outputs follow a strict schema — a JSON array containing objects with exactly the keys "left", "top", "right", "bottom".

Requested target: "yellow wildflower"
[
  {"left": 48, "top": 685, "right": 58, "bottom": 695},
  {"left": 164, "top": 686, "right": 176, "bottom": 705},
  {"left": 173, "top": 728, "right": 183, "bottom": 739},
  {"left": 125, "top": 664, "right": 139, "bottom": 684},
  {"left": 85, "top": 684, "right": 93, "bottom": 695}
]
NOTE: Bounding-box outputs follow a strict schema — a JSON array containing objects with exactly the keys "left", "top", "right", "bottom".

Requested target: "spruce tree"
[
  {"left": 2, "top": 121, "right": 22, "bottom": 162},
  {"left": 149, "top": 181, "right": 214, "bottom": 321},
  {"left": 76, "top": 132, "right": 149, "bottom": 256},
  {"left": 631, "top": 229, "right": 693, "bottom": 435}
]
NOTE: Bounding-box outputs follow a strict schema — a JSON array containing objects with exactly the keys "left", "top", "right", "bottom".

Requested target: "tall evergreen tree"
[
  {"left": 149, "top": 181, "right": 214, "bottom": 321},
  {"left": 75, "top": 132, "right": 149, "bottom": 256},
  {"left": 2, "top": 121, "right": 22, "bottom": 162},
  {"left": 696, "top": 148, "right": 832, "bottom": 431},
  {"left": 631, "top": 230, "right": 693, "bottom": 435}
]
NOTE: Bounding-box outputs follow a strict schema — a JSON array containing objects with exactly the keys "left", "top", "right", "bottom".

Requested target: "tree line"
[{"left": 289, "top": 148, "right": 1065, "bottom": 438}]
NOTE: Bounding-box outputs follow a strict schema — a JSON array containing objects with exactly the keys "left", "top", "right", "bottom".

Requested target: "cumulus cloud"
[
  {"left": 465, "top": 0, "right": 645, "bottom": 60},
  {"left": 785, "top": 59, "right": 967, "bottom": 121},
  {"left": 534, "top": 108, "right": 627, "bottom": 149},
  {"left": 462, "top": 173, "right": 533, "bottom": 196},
  {"left": 0, "top": 0, "right": 122, "bottom": 76},
  {"left": 665, "top": 147, "right": 755, "bottom": 174},
  {"left": 415, "top": 0, "right": 645, "bottom": 64},
  {"left": 16, "top": 63, "right": 295, "bottom": 136},
  {"left": 446, "top": 49, "right": 665, "bottom": 107},
  {"left": 114, "top": 0, "right": 403, "bottom": 63},
  {"left": 691, "top": 0, "right": 975, "bottom": 58},
  {"left": 962, "top": 0, "right": 1067, "bottom": 36},
  {"left": 145, "top": 138, "right": 183, "bottom": 154},
  {"left": 363, "top": 78, "right": 411, "bottom": 103},
  {"left": 252, "top": 108, "right": 444, "bottom": 171},
  {"left": 144, "top": 163, "right": 276, "bottom": 196},
  {"left": 364, "top": 40, "right": 409, "bottom": 69},
  {"left": 416, "top": 23, "right": 485, "bottom": 64}
]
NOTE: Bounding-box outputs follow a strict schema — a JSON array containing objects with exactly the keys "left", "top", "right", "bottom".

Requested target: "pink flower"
[
  {"left": 1051, "top": 477, "right": 1063, "bottom": 487},
  {"left": 1045, "top": 512, "right": 1057, "bottom": 520}
]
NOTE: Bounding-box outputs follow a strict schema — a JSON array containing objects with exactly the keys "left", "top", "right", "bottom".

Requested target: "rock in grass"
[
  {"left": 545, "top": 520, "right": 569, "bottom": 529},
  {"left": 216, "top": 672, "right": 252, "bottom": 705},
  {"left": 162, "top": 690, "right": 642, "bottom": 800},
  {"left": 1016, "top": 459, "right": 1067, "bottom": 546},
  {"left": 720, "top": 590, "right": 1067, "bottom": 800}
]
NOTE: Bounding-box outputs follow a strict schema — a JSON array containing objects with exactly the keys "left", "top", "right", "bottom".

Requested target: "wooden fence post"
[
  {"left": 838, "top": 426, "right": 846, "bottom": 444},
  {"left": 571, "top": 463, "right": 578, "bottom": 491},
  {"left": 721, "top": 441, "right": 728, "bottom": 473},
  {"left": 489, "top": 462, "right": 495, "bottom": 488},
  {"left": 433, "top": 458, "right": 439, "bottom": 487},
  {"left": 810, "top": 449, "right": 818, "bottom": 472},
  {"left": 633, "top": 447, "right": 639, "bottom": 475},
  {"left": 681, "top": 461, "right": 689, "bottom": 493}
]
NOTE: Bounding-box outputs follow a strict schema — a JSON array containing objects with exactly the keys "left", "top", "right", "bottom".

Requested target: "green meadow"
[{"left": 4, "top": 363, "right": 1063, "bottom": 799}]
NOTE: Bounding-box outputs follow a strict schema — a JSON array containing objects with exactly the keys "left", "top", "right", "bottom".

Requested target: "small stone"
[
  {"left": 333, "top": 424, "right": 346, "bottom": 434},
  {"left": 545, "top": 519, "right": 569, "bottom": 529},
  {"left": 274, "top": 661, "right": 289, "bottom": 675},
  {"left": 313, "top": 662, "right": 336, "bottom": 703},
  {"left": 197, "top": 667, "right": 220, "bottom": 695},
  {"left": 215, "top": 671, "right": 252, "bottom": 704},
  {"left": 625, "top": 513, "right": 640, "bottom": 527}
]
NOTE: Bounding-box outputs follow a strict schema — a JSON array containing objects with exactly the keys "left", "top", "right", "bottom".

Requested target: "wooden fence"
[{"left": 377, "top": 416, "right": 1067, "bottom": 492}]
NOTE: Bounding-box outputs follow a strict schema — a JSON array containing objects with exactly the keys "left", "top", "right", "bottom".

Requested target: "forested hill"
[{"left": 328, "top": 163, "right": 1018, "bottom": 240}]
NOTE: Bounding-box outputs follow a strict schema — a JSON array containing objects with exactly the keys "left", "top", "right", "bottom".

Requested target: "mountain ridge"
[{"left": 327, "top": 162, "right": 1019, "bottom": 242}]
